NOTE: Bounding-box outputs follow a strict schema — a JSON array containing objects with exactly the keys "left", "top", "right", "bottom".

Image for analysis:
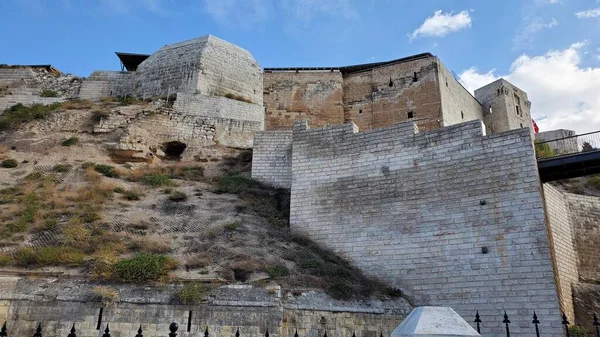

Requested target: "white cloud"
[
  {"left": 281, "top": 0, "right": 358, "bottom": 21},
  {"left": 514, "top": 17, "right": 557, "bottom": 50},
  {"left": 576, "top": 7, "right": 600, "bottom": 18},
  {"left": 460, "top": 42, "right": 600, "bottom": 134},
  {"left": 409, "top": 10, "right": 472, "bottom": 41}
]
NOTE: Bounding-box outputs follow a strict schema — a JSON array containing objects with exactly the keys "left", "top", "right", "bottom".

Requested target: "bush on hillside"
[{"left": 0, "top": 103, "right": 62, "bottom": 131}]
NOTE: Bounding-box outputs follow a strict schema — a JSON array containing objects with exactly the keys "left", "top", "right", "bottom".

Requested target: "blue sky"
[{"left": 1, "top": 0, "right": 599, "bottom": 133}]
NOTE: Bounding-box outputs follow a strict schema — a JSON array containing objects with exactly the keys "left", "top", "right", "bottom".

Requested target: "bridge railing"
[{"left": 535, "top": 130, "right": 600, "bottom": 159}]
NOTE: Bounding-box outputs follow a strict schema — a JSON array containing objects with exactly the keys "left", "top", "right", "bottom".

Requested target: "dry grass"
[
  {"left": 61, "top": 99, "right": 93, "bottom": 110},
  {"left": 129, "top": 238, "right": 172, "bottom": 254},
  {"left": 92, "top": 286, "right": 119, "bottom": 306}
]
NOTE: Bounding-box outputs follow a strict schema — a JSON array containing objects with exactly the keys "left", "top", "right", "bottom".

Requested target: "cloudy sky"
[{"left": 1, "top": 0, "right": 599, "bottom": 133}]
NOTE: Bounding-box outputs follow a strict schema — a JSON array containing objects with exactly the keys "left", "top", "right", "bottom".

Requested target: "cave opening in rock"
[{"left": 164, "top": 141, "right": 187, "bottom": 160}]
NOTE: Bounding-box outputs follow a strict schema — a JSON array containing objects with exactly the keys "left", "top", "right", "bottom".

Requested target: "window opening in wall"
[
  {"left": 461, "top": 111, "right": 464, "bottom": 119},
  {"left": 163, "top": 141, "right": 187, "bottom": 160},
  {"left": 446, "top": 80, "right": 448, "bottom": 87},
  {"left": 520, "top": 123, "right": 523, "bottom": 128},
  {"left": 359, "top": 109, "right": 362, "bottom": 114},
  {"left": 514, "top": 94, "right": 522, "bottom": 117},
  {"left": 388, "top": 77, "right": 394, "bottom": 87},
  {"left": 413, "top": 72, "right": 418, "bottom": 82},
  {"left": 497, "top": 89, "right": 501, "bottom": 96},
  {"left": 407, "top": 111, "right": 414, "bottom": 119}
]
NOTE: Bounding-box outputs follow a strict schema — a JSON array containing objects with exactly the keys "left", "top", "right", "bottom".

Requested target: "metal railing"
[{"left": 536, "top": 130, "right": 600, "bottom": 159}]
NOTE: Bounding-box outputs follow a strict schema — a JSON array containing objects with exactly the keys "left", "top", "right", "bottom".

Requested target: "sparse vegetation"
[
  {"left": 61, "top": 99, "right": 92, "bottom": 110},
  {"left": 223, "top": 222, "right": 239, "bottom": 232},
  {"left": 123, "top": 190, "right": 141, "bottom": 201},
  {"left": 13, "top": 246, "right": 85, "bottom": 267},
  {"left": 118, "top": 96, "right": 142, "bottom": 106},
  {"left": 1, "top": 158, "right": 18, "bottom": 168},
  {"left": 221, "top": 93, "right": 253, "bottom": 104},
  {"left": 142, "top": 174, "right": 173, "bottom": 187},
  {"left": 569, "top": 326, "right": 589, "bottom": 337},
  {"left": 81, "top": 162, "right": 95, "bottom": 169},
  {"left": 168, "top": 190, "right": 187, "bottom": 202},
  {"left": 177, "top": 282, "right": 209, "bottom": 304},
  {"left": 586, "top": 175, "right": 600, "bottom": 190},
  {"left": 534, "top": 140, "right": 555, "bottom": 159},
  {"left": 92, "top": 286, "right": 119, "bottom": 307},
  {"left": 0, "top": 102, "right": 62, "bottom": 131},
  {"left": 112, "top": 253, "right": 177, "bottom": 283},
  {"left": 91, "top": 110, "right": 109, "bottom": 123},
  {"left": 53, "top": 164, "right": 72, "bottom": 172},
  {"left": 61, "top": 137, "right": 79, "bottom": 146},
  {"left": 94, "top": 164, "right": 118, "bottom": 178},
  {"left": 40, "top": 90, "right": 58, "bottom": 97},
  {"left": 267, "top": 264, "right": 289, "bottom": 278}
]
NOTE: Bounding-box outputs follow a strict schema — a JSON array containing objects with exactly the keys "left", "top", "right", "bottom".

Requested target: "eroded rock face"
[{"left": 573, "top": 283, "right": 600, "bottom": 330}]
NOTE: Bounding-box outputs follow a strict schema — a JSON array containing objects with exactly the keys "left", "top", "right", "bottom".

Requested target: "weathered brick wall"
[
  {"left": 476, "top": 79, "right": 534, "bottom": 138},
  {"left": 251, "top": 130, "right": 293, "bottom": 189},
  {"left": 173, "top": 93, "right": 264, "bottom": 123},
  {"left": 263, "top": 71, "right": 344, "bottom": 130},
  {"left": 0, "top": 277, "right": 410, "bottom": 337},
  {"left": 543, "top": 184, "right": 579, "bottom": 321},
  {"left": 342, "top": 57, "right": 442, "bottom": 132},
  {"left": 79, "top": 71, "right": 135, "bottom": 101},
  {"left": 134, "top": 36, "right": 262, "bottom": 104},
  {"left": 289, "top": 120, "right": 562, "bottom": 336},
  {"left": 564, "top": 193, "right": 600, "bottom": 281},
  {"left": 0, "top": 68, "right": 37, "bottom": 85},
  {"left": 437, "top": 62, "right": 483, "bottom": 127}
]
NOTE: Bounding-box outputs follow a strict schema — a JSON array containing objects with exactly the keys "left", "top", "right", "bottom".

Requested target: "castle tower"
[{"left": 475, "top": 79, "right": 533, "bottom": 136}]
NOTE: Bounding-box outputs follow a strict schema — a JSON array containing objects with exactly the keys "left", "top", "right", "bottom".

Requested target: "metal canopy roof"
[
  {"left": 264, "top": 52, "right": 434, "bottom": 74},
  {"left": 115, "top": 52, "right": 150, "bottom": 72}
]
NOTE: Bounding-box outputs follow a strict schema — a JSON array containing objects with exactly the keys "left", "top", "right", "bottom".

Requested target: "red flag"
[{"left": 532, "top": 119, "right": 539, "bottom": 133}]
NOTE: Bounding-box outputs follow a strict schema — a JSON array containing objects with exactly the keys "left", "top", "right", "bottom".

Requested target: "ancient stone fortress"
[{"left": 1, "top": 35, "right": 599, "bottom": 337}]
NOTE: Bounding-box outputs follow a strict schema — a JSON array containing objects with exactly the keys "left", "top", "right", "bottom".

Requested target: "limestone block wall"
[
  {"left": 173, "top": 93, "right": 264, "bottom": 123},
  {"left": 543, "top": 184, "right": 579, "bottom": 321},
  {"left": 79, "top": 71, "right": 135, "bottom": 101},
  {"left": 0, "top": 95, "right": 64, "bottom": 111},
  {"left": 535, "top": 130, "right": 578, "bottom": 155},
  {"left": 342, "top": 57, "right": 442, "bottom": 132},
  {"left": 437, "top": 62, "right": 483, "bottom": 127},
  {"left": 263, "top": 71, "right": 344, "bottom": 130},
  {"left": 251, "top": 130, "right": 293, "bottom": 189},
  {"left": 0, "top": 68, "right": 37, "bottom": 85},
  {"left": 564, "top": 193, "right": 600, "bottom": 281},
  {"left": 134, "top": 36, "right": 262, "bottom": 104},
  {"left": 288, "top": 120, "right": 562, "bottom": 336},
  {"left": 0, "top": 277, "right": 409, "bottom": 337}
]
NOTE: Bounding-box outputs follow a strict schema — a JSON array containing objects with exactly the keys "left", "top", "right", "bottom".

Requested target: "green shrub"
[
  {"left": 142, "top": 174, "right": 173, "bottom": 187},
  {"left": 168, "top": 190, "right": 187, "bottom": 202},
  {"left": 216, "top": 175, "right": 263, "bottom": 194},
  {"left": 13, "top": 246, "right": 85, "bottom": 267},
  {"left": 267, "top": 264, "right": 289, "bottom": 278},
  {"left": 61, "top": 137, "right": 79, "bottom": 146},
  {"left": 0, "top": 187, "right": 19, "bottom": 205},
  {"left": 0, "top": 254, "right": 13, "bottom": 266},
  {"left": 113, "top": 253, "right": 177, "bottom": 283},
  {"left": 223, "top": 222, "right": 239, "bottom": 231},
  {"left": 113, "top": 186, "right": 125, "bottom": 194},
  {"left": 569, "top": 326, "right": 589, "bottom": 337},
  {"left": 40, "top": 90, "right": 58, "bottom": 97},
  {"left": 81, "top": 162, "right": 95, "bottom": 169},
  {"left": 177, "top": 282, "right": 208, "bottom": 304},
  {"left": 53, "top": 164, "right": 72, "bottom": 172},
  {"left": 13, "top": 247, "right": 37, "bottom": 266},
  {"left": 124, "top": 190, "right": 141, "bottom": 201},
  {"left": 24, "top": 172, "right": 44, "bottom": 180},
  {"left": 180, "top": 167, "right": 204, "bottom": 181},
  {"left": 0, "top": 102, "right": 62, "bottom": 131},
  {"left": 586, "top": 175, "right": 600, "bottom": 190},
  {"left": 94, "top": 164, "right": 118, "bottom": 178},
  {"left": 118, "top": 96, "right": 141, "bottom": 106},
  {"left": 534, "top": 140, "right": 555, "bottom": 159},
  {"left": 1, "top": 159, "right": 18, "bottom": 168},
  {"left": 91, "top": 110, "right": 109, "bottom": 123}
]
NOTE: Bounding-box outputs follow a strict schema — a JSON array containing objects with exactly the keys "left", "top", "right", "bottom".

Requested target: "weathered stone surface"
[
  {"left": 391, "top": 307, "right": 479, "bottom": 337},
  {"left": 252, "top": 119, "right": 564, "bottom": 336}
]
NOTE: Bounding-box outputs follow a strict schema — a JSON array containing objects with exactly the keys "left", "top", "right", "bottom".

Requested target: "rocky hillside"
[{"left": 0, "top": 99, "right": 406, "bottom": 303}]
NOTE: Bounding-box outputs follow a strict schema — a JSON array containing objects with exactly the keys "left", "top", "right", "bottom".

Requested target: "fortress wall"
[
  {"left": 251, "top": 130, "right": 293, "bottom": 189},
  {"left": 117, "top": 111, "right": 261, "bottom": 155},
  {"left": 564, "top": 193, "right": 600, "bottom": 281},
  {"left": 173, "top": 93, "right": 265, "bottom": 123},
  {"left": 290, "top": 120, "right": 563, "bottom": 336},
  {"left": 0, "top": 277, "right": 408, "bottom": 337},
  {"left": 543, "top": 184, "right": 579, "bottom": 321},
  {"left": 79, "top": 71, "right": 135, "bottom": 101},
  {"left": 342, "top": 57, "right": 442, "bottom": 132},
  {"left": 263, "top": 71, "right": 344, "bottom": 130},
  {"left": 198, "top": 38, "right": 263, "bottom": 105},
  {"left": 0, "top": 68, "right": 37, "bottom": 85},
  {"left": 436, "top": 61, "right": 484, "bottom": 127}
]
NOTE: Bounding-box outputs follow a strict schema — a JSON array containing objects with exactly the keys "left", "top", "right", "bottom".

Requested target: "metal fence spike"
[
  {"left": 323, "top": 331, "right": 327, "bottom": 337},
  {"left": 33, "top": 323, "right": 42, "bottom": 337},
  {"left": 169, "top": 323, "right": 178, "bottom": 337},
  {"left": 135, "top": 325, "right": 143, "bottom": 337},
  {"left": 67, "top": 323, "right": 77, "bottom": 337},
  {"left": 562, "top": 313, "right": 571, "bottom": 337},
  {"left": 594, "top": 313, "right": 600, "bottom": 337},
  {"left": 294, "top": 330, "right": 299, "bottom": 337},
  {"left": 102, "top": 324, "right": 110, "bottom": 337},
  {"left": 503, "top": 312, "right": 510, "bottom": 337},
  {"left": 474, "top": 311, "right": 482, "bottom": 334},
  {"left": 0, "top": 322, "right": 6, "bottom": 337},
  {"left": 265, "top": 328, "right": 269, "bottom": 337},
  {"left": 532, "top": 312, "right": 540, "bottom": 337},
  {"left": 379, "top": 331, "right": 383, "bottom": 337},
  {"left": 352, "top": 332, "right": 356, "bottom": 337},
  {"left": 235, "top": 328, "right": 240, "bottom": 337},
  {"left": 204, "top": 326, "right": 209, "bottom": 337}
]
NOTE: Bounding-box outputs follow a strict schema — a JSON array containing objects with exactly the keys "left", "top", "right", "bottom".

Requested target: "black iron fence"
[
  {"left": 1, "top": 311, "right": 600, "bottom": 337},
  {"left": 535, "top": 130, "right": 600, "bottom": 159}
]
